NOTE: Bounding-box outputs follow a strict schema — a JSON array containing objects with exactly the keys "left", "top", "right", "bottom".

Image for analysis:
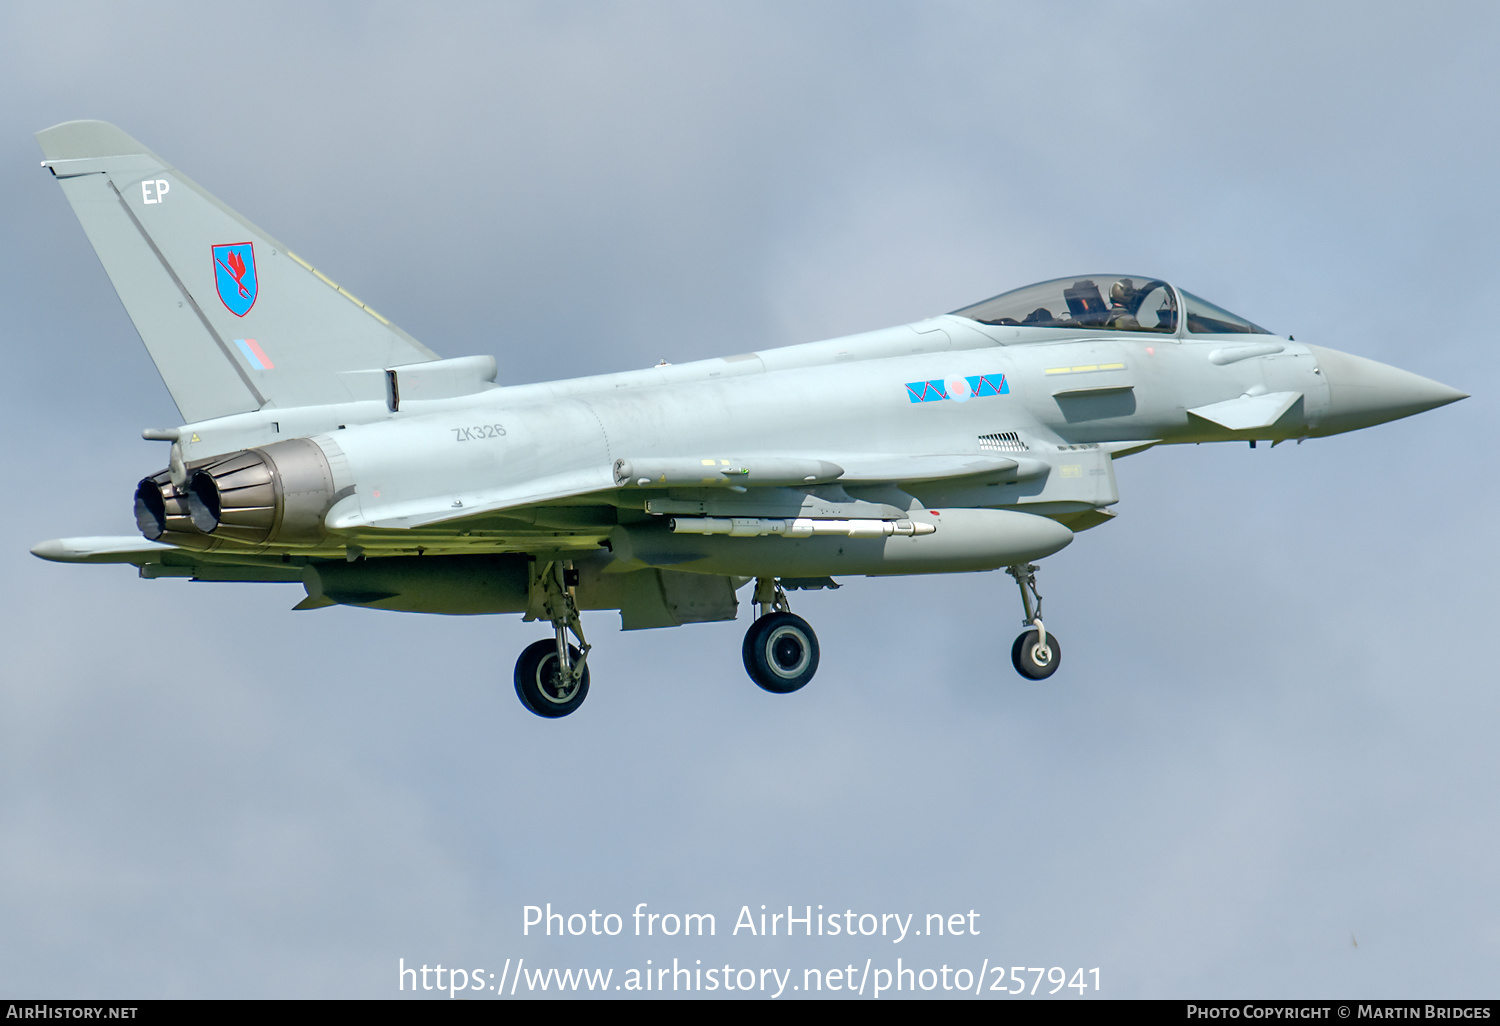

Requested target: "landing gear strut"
[
  {"left": 742, "top": 577, "right": 820, "bottom": 694},
  {"left": 514, "top": 559, "right": 592, "bottom": 717},
  {"left": 1005, "top": 563, "right": 1061, "bottom": 680}
]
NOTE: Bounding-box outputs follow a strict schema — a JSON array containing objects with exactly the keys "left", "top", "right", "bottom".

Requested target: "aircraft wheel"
[
  {"left": 514, "top": 639, "right": 590, "bottom": 718},
  {"left": 1011, "top": 628, "right": 1061, "bottom": 680},
  {"left": 742, "top": 612, "right": 819, "bottom": 694}
]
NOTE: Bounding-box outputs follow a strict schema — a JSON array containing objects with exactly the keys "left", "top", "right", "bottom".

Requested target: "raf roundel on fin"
[{"left": 212, "top": 242, "right": 258, "bottom": 317}]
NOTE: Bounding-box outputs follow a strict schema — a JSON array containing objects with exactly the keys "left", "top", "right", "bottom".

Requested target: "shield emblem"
[{"left": 212, "top": 242, "right": 258, "bottom": 317}]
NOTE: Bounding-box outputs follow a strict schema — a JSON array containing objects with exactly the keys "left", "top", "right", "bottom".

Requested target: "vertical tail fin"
[{"left": 37, "top": 120, "right": 440, "bottom": 422}]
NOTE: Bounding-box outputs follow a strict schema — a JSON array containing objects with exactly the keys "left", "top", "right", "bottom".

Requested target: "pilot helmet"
[{"left": 1110, "top": 278, "right": 1136, "bottom": 307}]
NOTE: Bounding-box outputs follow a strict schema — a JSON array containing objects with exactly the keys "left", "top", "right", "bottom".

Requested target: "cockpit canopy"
[{"left": 952, "top": 275, "right": 1271, "bottom": 336}]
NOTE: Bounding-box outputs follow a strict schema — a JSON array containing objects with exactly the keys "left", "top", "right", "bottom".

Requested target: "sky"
[{"left": 1, "top": 0, "right": 1496, "bottom": 1000}]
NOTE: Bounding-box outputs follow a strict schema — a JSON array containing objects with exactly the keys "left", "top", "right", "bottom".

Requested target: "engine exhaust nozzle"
[{"left": 133, "top": 438, "right": 338, "bottom": 548}]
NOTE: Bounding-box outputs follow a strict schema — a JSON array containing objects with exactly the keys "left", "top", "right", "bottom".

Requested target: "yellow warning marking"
[
  {"left": 190, "top": 433, "right": 201, "bottom": 442},
  {"left": 1045, "top": 362, "right": 1128, "bottom": 375},
  {"left": 288, "top": 252, "right": 393, "bottom": 326},
  {"left": 701, "top": 459, "right": 717, "bottom": 466},
  {"left": 1060, "top": 465, "right": 1083, "bottom": 478}
]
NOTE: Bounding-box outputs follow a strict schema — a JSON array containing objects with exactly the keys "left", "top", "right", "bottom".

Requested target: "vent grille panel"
[{"left": 978, "top": 431, "right": 1028, "bottom": 452}]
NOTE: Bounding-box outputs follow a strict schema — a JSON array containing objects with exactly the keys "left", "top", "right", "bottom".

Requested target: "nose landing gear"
[
  {"left": 742, "top": 577, "right": 820, "bottom": 694},
  {"left": 1005, "top": 562, "right": 1060, "bottom": 680}
]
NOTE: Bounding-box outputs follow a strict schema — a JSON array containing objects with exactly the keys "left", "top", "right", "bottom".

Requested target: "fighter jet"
[{"left": 30, "top": 121, "right": 1467, "bottom": 717}]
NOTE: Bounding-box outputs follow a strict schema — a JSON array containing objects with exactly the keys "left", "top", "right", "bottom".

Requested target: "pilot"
[{"left": 1106, "top": 279, "right": 1139, "bottom": 329}]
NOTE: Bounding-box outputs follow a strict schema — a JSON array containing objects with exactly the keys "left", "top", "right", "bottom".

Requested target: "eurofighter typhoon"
[{"left": 31, "top": 121, "right": 1467, "bottom": 717}]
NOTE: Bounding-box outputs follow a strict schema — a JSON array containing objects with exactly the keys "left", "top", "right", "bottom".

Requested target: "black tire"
[
  {"left": 742, "top": 612, "right": 820, "bottom": 694},
  {"left": 1011, "top": 628, "right": 1061, "bottom": 680},
  {"left": 514, "top": 639, "right": 590, "bottom": 717}
]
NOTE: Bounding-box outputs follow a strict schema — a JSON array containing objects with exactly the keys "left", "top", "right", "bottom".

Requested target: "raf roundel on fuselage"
[{"left": 951, "top": 275, "right": 1272, "bottom": 337}]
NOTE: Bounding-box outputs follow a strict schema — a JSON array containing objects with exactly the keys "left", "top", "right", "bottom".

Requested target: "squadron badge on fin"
[{"left": 212, "top": 242, "right": 258, "bottom": 317}]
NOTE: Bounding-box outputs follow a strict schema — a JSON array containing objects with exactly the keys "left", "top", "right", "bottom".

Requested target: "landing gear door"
[{"left": 1043, "top": 446, "right": 1119, "bottom": 510}]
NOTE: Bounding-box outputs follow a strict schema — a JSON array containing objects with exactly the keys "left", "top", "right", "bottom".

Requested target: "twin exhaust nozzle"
[
  {"left": 133, "top": 438, "right": 338, "bottom": 547},
  {"left": 134, "top": 447, "right": 282, "bottom": 543}
]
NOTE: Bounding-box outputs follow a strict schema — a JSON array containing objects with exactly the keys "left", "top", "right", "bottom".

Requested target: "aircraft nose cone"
[{"left": 1306, "top": 344, "right": 1467, "bottom": 433}]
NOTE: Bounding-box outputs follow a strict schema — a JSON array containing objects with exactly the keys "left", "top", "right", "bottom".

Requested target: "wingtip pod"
[
  {"left": 35, "top": 120, "right": 157, "bottom": 163},
  {"left": 29, "top": 539, "right": 72, "bottom": 561},
  {"left": 31, "top": 536, "right": 175, "bottom": 563}
]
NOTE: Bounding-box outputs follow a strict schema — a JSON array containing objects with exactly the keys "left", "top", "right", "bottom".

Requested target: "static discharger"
[{"left": 669, "top": 517, "right": 936, "bottom": 539}]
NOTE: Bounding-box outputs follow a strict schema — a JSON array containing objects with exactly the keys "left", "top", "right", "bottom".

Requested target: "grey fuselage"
[{"left": 159, "top": 309, "right": 1449, "bottom": 568}]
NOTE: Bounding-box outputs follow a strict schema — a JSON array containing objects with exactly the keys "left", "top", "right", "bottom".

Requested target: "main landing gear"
[
  {"left": 742, "top": 577, "right": 820, "bottom": 694},
  {"left": 511, "top": 566, "right": 826, "bottom": 718},
  {"left": 1005, "top": 562, "right": 1061, "bottom": 680},
  {"left": 514, "top": 560, "right": 592, "bottom": 718}
]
